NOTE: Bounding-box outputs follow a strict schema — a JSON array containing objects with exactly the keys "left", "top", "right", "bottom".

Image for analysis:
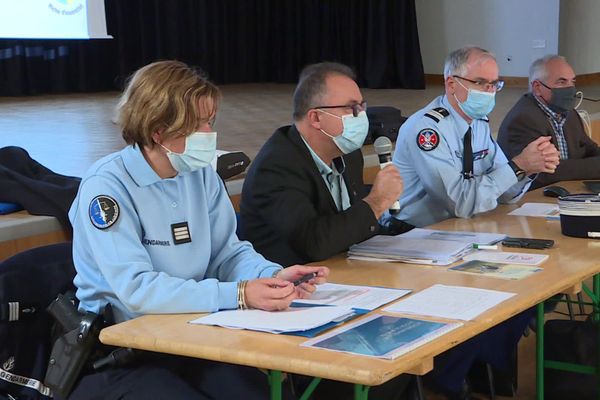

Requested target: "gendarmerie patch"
[
  {"left": 416, "top": 128, "right": 440, "bottom": 151},
  {"left": 89, "top": 195, "right": 120, "bottom": 230},
  {"left": 171, "top": 222, "right": 192, "bottom": 245}
]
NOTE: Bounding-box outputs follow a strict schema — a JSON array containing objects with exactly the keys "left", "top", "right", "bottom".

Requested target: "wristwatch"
[{"left": 508, "top": 160, "right": 526, "bottom": 181}]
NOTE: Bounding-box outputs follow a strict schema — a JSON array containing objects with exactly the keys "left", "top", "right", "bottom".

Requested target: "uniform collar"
[
  {"left": 121, "top": 145, "right": 163, "bottom": 187},
  {"left": 442, "top": 94, "right": 471, "bottom": 137}
]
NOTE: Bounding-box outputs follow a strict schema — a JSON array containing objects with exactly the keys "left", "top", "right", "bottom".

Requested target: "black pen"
[{"left": 293, "top": 272, "right": 317, "bottom": 286}]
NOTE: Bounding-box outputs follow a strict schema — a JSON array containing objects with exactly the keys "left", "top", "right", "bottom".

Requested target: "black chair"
[{"left": 0, "top": 242, "right": 75, "bottom": 400}]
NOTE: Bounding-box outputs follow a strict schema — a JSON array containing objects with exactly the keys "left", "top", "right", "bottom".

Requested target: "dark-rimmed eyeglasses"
[
  {"left": 314, "top": 101, "right": 368, "bottom": 117},
  {"left": 453, "top": 75, "right": 505, "bottom": 92}
]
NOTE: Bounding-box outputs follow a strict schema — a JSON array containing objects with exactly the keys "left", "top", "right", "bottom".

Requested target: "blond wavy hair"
[{"left": 117, "top": 60, "right": 221, "bottom": 147}]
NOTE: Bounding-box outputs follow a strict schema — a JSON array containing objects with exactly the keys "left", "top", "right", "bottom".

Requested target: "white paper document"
[
  {"left": 383, "top": 284, "right": 516, "bottom": 321},
  {"left": 292, "top": 283, "right": 411, "bottom": 311},
  {"left": 189, "top": 306, "right": 354, "bottom": 333},
  {"left": 463, "top": 251, "right": 548, "bottom": 266},
  {"left": 508, "top": 203, "right": 559, "bottom": 218}
]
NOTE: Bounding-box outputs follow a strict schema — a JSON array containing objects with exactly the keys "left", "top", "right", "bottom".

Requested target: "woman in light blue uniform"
[{"left": 68, "top": 60, "right": 328, "bottom": 400}]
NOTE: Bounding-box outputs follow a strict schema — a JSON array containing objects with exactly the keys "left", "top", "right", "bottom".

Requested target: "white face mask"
[
  {"left": 318, "top": 110, "right": 369, "bottom": 154},
  {"left": 160, "top": 132, "right": 217, "bottom": 173}
]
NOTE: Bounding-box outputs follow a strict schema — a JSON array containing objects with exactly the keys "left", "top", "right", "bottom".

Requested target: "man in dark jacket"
[
  {"left": 498, "top": 55, "right": 600, "bottom": 190},
  {"left": 239, "top": 62, "right": 405, "bottom": 267}
]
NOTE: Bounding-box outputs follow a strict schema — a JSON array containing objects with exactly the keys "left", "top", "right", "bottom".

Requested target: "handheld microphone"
[{"left": 373, "top": 136, "right": 400, "bottom": 214}]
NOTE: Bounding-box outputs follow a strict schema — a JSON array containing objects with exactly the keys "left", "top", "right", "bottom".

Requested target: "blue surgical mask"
[
  {"left": 454, "top": 80, "right": 496, "bottom": 120},
  {"left": 160, "top": 132, "right": 217, "bottom": 173},
  {"left": 319, "top": 110, "right": 369, "bottom": 154}
]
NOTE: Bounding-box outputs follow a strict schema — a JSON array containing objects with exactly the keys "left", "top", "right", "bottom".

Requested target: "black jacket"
[
  {"left": 497, "top": 94, "right": 600, "bottom": 190},
  {"left": 239, "top": 125, "right": 380, "bottom": 266},
  {"left": 0, "top": 146, "right": 80, "bottom": 230}
]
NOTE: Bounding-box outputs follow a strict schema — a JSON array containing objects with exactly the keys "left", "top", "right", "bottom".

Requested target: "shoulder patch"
[
  {"left": 424, "top": 107, "right": 450, "bottom": 123},
  {"left": 89, "top": 195, "right": 120, "bottom": 230},
  {"left": 416, "top": 128, "right": 440, "bottom": 151}
]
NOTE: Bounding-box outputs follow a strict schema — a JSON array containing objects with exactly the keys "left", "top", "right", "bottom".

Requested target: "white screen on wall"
[{"left": 0, "top": 0, "right": 111, "bottom": 39}]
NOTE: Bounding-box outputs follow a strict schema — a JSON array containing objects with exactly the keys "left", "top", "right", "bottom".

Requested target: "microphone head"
[{"left": 373, "top": 136, "right": 393, "bottom": 155}]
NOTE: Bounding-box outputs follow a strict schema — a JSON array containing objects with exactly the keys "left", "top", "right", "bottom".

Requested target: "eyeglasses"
[
  {"left": 314, "top": 101, "right": 368, "bottom": 117},
  {"left": 453, "top": 75, "right": 505, "bottom": 92}
]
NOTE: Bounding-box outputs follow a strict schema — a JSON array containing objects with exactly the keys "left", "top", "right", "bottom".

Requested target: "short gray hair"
[
  {"left": 443, "top": 46, "right": 495, "bottom": 79},
  {"left": 292, "top": 62, "right": 356, "bottom": 121},
  {"left": 529, "top": 54, "right": 567, "bottom": 91}
]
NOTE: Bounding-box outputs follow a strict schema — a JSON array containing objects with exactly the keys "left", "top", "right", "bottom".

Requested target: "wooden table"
[
  {"left": 100, "top": 181, "right": 600, "bottom": 400},
  {"left": 0, "top": 211, "right": 69, "bottom": 260}
]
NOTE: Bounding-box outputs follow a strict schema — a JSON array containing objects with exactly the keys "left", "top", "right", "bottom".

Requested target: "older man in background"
[{"left": 498, "top": 54, "right": 600, "bottom": 190}]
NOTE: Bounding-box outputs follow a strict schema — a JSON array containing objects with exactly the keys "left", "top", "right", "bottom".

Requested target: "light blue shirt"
[
  {"left": 69, "top": 145, "right": 281, "bottom": 323},
  {"left": 393, "top": 95, "right": 532, "bottom": 227},
  {"left": 301, "top": 136, "right": 351, "bottom": 211}
]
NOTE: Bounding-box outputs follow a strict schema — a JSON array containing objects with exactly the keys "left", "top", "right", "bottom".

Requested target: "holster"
[{"left": 43, "top": 293, "right": 106, "bottom": 398}]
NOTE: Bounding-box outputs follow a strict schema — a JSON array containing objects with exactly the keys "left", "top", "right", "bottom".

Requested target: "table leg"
[
  {"left": 536, "top": 302, "right": 545, "bottom": 400},
  {"left": 298, "top": 377, "right": 321, "bottom": 400},
  {"left": 594, "top": 274, "right": 600, "bottom": 322},
  {"left": 354, "top": 384, "right": 370, "bottom": 400},
  {"left": 269, "top": 370, "right": 283, "bottom": 400}
]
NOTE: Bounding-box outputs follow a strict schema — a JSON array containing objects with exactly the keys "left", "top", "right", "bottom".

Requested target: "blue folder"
[{"left": 0, "top": 202, "right": 23, "bottom": 215}]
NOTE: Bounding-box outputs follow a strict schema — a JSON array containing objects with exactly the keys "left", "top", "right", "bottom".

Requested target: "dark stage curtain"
[{"left": 0, "top": 0, "right": 424, "bottom": 96}]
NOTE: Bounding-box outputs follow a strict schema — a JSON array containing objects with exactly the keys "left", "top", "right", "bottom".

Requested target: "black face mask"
[{"left": 539, "top": 81, "right": 577, "bottom": 114}]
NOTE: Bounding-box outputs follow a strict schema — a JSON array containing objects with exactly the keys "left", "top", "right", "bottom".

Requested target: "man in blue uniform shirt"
[
  {"left": 393, "top": 46, "right": 560, "bottom": 227},
  {"left": 68, "top": 60, "right": 327, "bottom": 400}
]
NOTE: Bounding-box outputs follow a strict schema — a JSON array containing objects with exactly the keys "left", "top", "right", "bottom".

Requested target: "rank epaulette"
[{"left": 424, "top": 107, "right": 450, "bottom": 123}]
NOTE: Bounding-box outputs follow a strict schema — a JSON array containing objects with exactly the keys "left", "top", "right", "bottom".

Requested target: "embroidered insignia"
[
  {"left": 473, "top": 149, "right": 489, "bottom": 161},
  {"left": 89, "top": 195, "right": 120, "bottom": 230},
  {"left": 416, "top": 129, "right": 440, "bottom": 151},
  {"left": 171, "top": 222, "right": 192, "bottom": 245},
  {"left": 3, "top": 356, "right": 14, "bottom": 372}
]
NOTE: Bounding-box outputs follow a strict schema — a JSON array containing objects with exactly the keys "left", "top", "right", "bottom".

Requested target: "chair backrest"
[{"left": 0, "top": 242, "right": 75, "bottom": 400}]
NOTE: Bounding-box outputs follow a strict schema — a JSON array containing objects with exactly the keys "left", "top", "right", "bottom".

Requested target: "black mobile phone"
[{"left": 501, "top": 237, "right": 554, "bottom": 249}]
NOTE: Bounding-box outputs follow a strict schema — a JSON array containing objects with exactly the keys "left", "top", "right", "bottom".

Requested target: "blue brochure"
[{"left": 302, "top": 314, "right": 461, "bottom": 359}]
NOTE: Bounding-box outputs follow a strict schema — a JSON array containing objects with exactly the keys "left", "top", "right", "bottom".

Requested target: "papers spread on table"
[
  {"left": 383, "top": 284, "right": 516, "bottom": 321},
  {"left": 347, "top": 228, "right": 506, "bottom": 265},
  {"left": 302, "top": 314, "right": 462, "bottom": 359},
  {"left": 463, "top": 250, "right": 548, "bottom": 266},
  {"left": 292, "top": 283, "right": 411, "bottom": 312},
  {"left": 449, "top": 260, "right": 542, "bottom": 280},
  {"left": 189, "top": 306, "right": 354, "bottom": 334},
  {"left": 508, "top": 202, "right": 559, "bottom": 219}
]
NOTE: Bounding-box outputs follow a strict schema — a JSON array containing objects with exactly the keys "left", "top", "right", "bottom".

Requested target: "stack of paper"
[
  {"left": 384, "top": 284, "right": 516, "bottom": 320},
  {"left": 189, "top": 306, "right": 354, "bottom": 334},
  {"left": 348, "top": 229, "right": 504, "bottom": 265},
  {"left": 292, "top": 283, "right": 411, "bottom": 312},
  {"left": 349, "top": 236, "right": 471, "bottom": 265},
  {"left": 399, "top": 228, "right": 506, "bottom": 245},
  {"left": 302, "top": 314, "right": 462, "bottom": 359}
]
